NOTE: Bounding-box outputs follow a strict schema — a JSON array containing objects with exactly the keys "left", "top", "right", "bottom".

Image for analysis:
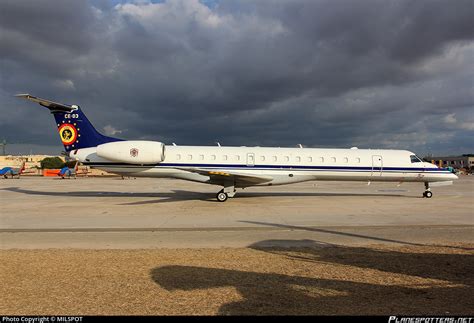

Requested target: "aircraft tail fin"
[
  {"left": 19, "top": 160, "right": 26, "bottom": 174},
  {"left": 16, "top": 94, "right": 122, "bottom": 152}
]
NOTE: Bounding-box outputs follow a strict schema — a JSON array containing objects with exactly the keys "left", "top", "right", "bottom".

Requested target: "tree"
[
  {"left": 64, "top": 160, "right": 78, "bottom": 168},
  {"left": 40, "top": 157, "right": 65, "bottom": 169}
]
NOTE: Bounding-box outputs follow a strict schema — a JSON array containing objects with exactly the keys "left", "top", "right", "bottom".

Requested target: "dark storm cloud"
[
  {"left": 0, "top": 0, "right": 473, "bottom": 156},
  {"left": 0, "top": 0, "right": 96, "bottom": 51}
]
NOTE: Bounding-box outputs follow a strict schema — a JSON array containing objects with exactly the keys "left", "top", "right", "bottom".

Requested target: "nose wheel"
[
  {"left": 423, "top": 191, "right": 433, "bottom": 198},
  {"left": 423, "top": 182, "right": 433, "bottom": 198}
]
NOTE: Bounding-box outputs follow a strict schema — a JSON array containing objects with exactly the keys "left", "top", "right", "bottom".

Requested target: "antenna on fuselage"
[
  {"left": 298, "top": 144, "right": 303, "bottom": 148},
  {"left": 216, "top": 142, "right": 221, "bottom": 147}
]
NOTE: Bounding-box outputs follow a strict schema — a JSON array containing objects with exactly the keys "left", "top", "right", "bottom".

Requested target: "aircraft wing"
[
  {"left": 15, "top": 94, "right": 74, "bottom": 112},
  {"left": 175, "top": 167, "right": 273, "bottom": 186},
  {"left": 0, "top": 167, "right": 11, "bottom": 175}
]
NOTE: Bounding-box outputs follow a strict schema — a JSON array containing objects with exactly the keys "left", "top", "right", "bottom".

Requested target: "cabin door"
[
  {"left": 371, "top": 155, "right": 383, "bottom": 176},
  {"left": 246, "top": 153, "right": 255, "bottom": 167}
]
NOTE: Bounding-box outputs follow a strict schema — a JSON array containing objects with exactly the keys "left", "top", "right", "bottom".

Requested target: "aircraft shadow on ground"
[
  {"left": 1, "top": 186, "right": 206, "bottom": 202},
  {"left": 150, "top": 240, "right": 473, "bottom": 315},
  {"left": 1, "top": 186, "right": 414, "bottom": 205},
  {"left": 238, "top": 220, "right": 474, "bottom": 250}
]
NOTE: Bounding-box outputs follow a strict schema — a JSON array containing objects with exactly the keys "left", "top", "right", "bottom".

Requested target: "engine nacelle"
[{"left": 96, "top": 141, "right": 165, "bottom": 164}]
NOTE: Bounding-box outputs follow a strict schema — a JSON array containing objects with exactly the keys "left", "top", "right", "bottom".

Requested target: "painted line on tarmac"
[{"left": 0, "top": 224, "right": 471, "bottom": 233}]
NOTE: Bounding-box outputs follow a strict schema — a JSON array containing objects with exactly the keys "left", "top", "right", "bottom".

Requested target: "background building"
[{"left": 428, "top": 155, "right": 474, "bottom": 170}]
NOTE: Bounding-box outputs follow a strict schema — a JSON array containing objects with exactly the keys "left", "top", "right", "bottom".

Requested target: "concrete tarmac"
[{"left": 1, "top": 175, "right": 473, "bottom": 249}]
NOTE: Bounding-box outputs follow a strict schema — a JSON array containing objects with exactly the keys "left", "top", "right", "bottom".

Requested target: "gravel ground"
[{"left": 1, "top": 244, "right": 472, "bottom": 315}]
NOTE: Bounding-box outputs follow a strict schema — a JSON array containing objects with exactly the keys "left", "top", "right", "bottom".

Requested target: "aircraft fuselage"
[{"left": 73, "top": 145, "right": 457, "bottom": 186}]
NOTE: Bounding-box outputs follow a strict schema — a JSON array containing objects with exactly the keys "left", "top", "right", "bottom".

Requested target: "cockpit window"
[{"left": 410, "top": 155, "right": 423, "bottom": 163}]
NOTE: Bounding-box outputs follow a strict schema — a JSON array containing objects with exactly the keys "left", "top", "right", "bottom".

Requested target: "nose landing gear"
[{"left": 423, "top": 182, "right": 433, "bottom": 198}]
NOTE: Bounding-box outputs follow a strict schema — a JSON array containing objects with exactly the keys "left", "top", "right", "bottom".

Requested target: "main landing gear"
[
  {"left": 423, "top": 182, "right": 433, "bottom": 198},
  {"left": 216, "top": 191, "right": 228, "bottom": 202},
  {"left": 216, "top": 182, "right": 236, "bottom": 202}
]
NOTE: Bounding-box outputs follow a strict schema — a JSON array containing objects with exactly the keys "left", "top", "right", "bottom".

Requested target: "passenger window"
[
  {"left": 307, "top": 157, "right": 312, "bottom": 162},
  {"left": 272, "top": 156, "right": 277, "bottom": 162},
  {"left": 295, "top": 156, "right": 301, "bottom": 162},
  {"left": 199, "top": 155, "right": 204, "bottom": 160},
  {"left": 410, "top": 155, "right": 422, "bottom": 163},
  {"left": 176, "top": 154, "right": 181, "bottom": 160},
  {"left": 187, "top": 154, "right": 192, "bottom": 160},
  {"left": 343, "top": 157, "right": 348, "bottom": 163},
  {"left": 260, "top": 156, "right": 265, "bottom": 162},
  {"left": 223, "top": 155, "right": 228, "bottom": 161},
  {"left": 284, "top": 156, "right": 289, "bottom": 162},
  {"left": 211, "top": 155, "right": 216, "bottom": 160},
  {"left": 319, "top": 157, "right": 324, "bottom": 163},
  {"left": 355, "top": 157, "right": 361, "bottom": 163},
  {"left": 331, "top": 157, "right": 336, "bottom": 163},
  {"left": 235, "top": 155, "right": 240, "bottom": 161}
]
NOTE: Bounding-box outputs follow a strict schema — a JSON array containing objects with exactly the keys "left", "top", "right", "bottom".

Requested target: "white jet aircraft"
[{"left": 16, "top": 94, "right": 457, "bottom": 202}]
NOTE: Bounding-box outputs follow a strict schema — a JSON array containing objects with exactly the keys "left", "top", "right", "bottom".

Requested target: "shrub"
[{"left": 40, "top": 157, "right": 65, "bottom": 169}]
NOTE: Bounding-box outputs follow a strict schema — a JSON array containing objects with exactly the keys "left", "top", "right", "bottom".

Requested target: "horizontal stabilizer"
[{"left": 15, "top": 94, "right": 74, "bottom": 113}]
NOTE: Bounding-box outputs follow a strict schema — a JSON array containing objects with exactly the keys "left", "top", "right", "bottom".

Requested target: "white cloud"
[
  {"left": 443, "top": 113, "right": 474, "bottom": 130},
  {"left": 103, "top": 125, "right": 123, "bottom": 136},
  {"left": 53, "top": 79, "right": 75, "bottom": 90},
  {"left": 444, "top": 113, "right": 457, "bottom": 124},
  {"left": 460, "top": 122, "right": 474, "bottom": 131}
]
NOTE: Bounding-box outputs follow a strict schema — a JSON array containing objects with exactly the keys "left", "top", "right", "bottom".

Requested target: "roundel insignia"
[
  {"left": 130, "top": 148, "right": 139, "bottom": 157},
  {"left": 58, "top": 123, "right": 78, "bottom": 145}
]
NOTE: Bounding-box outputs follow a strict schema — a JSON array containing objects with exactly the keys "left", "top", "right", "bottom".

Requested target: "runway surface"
[
  {"left": 1, "top": 176, "right": 473, "bottom": 248},
  {"left": 1, "top": 176, "right": 473, "bottom": 315}
]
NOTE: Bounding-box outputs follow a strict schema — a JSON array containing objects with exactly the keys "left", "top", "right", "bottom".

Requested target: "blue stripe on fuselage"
[{"left": 82, "top": 162, "right": 451, "bottom": 173}]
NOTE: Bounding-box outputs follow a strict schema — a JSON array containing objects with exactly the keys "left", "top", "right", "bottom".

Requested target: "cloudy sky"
[{"left": 1, "top": 0, "right": 473, "bottom": 156}]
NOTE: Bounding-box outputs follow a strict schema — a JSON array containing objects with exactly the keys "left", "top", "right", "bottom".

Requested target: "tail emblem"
[{"left": 58, "top": 123, "right": 78, "bottom": 146}]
